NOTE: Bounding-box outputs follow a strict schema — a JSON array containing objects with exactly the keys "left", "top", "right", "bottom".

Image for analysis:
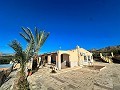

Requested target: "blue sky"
[{"left": 0, "top": 0, "right": 120, "bottom": 54}]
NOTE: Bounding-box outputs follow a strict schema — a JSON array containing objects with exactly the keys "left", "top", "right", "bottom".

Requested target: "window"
[
  {"left": 84, "top": 56, "right": 87, "bottom": 62},
  {"left": 80, "top": 52, "right": 82, "bottom": 56},
  {"left": 88, "top": 56, "right": 90, "bottom": 61}
]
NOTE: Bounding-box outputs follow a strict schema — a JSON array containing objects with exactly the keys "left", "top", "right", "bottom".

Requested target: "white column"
[
  {"left": 69, "top": 55, "right": 71, "bottom": 67},
  {"left": 56, "top": 55, "right": 57, "bottom": 66},
  {"left": 86, "top": 56, "right": 89, "bottom": 65},
  {"left": 48, "top": 55, "right": 51, "bottom": 64},
  {"left": 91, "top": 56, "right": 93, "bottom": 62},
  {"left": 56, "top": 53, "right": 61, "bottom": 70},
  {"left": 91, "top": 56, "right": 94, "bottom": 65}
]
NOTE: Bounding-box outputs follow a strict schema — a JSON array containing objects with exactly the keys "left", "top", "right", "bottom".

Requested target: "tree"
[
  {"left": 9, "top": 40, "right": 33, "bottom": 90},
  {"left": 20, "top": 27, "right": 50, "bottom": 55},
  {"left": 20, "top": 27, "right": 50, "bottom": 69}
]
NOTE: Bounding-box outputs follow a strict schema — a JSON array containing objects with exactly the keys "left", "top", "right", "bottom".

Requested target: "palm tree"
[
  {"left": 20, "top": 27, "right": 50, "bottom": 69},
  {"left": 9, "top": 40, "right": 33, "bottom": 90},
  {"left": 20, "top": 27, "right": 50, "bottom": 55}
]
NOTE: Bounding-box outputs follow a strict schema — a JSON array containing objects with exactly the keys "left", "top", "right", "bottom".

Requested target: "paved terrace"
[{"left": 27, "top": 63, "right": 120, "bottom": 90}]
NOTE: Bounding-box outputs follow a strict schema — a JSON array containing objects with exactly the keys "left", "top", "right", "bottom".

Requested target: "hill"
[
  {"left": 90, "top": 45, "right": 120, "bottom": 63},
  {"left": 90, "top": 45, "right": 120, "bottom": 57}
]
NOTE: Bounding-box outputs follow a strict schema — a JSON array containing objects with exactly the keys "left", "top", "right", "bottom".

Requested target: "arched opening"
[
  {"left": 61, "top": 54, "right": 70, "bottom": 69},
  {"left": 51, "top": 55, "right": 56, "bottom": 64}
]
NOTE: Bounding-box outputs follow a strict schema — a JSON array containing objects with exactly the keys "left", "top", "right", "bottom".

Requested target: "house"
[{"left": 40, "top": 45, "right": 93, "bottom": 70}]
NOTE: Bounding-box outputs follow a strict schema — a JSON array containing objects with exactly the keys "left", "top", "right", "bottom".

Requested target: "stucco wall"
[
  {"left": 68, "top": 50, "right": 78, "bottom": 62},
  {"left": 68, "top": 48, "right": 93, "bottom": 66},
  {"left": 40, "top": 47, "right": 93, "bottom": 69},
  {"left": 68, "top": 50, "right": 79, "bottom": 67},
  {"left": 70, "top": 61, "right": 78, "bottom": 68}
]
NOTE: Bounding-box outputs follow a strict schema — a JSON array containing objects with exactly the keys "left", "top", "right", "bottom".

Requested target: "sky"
[{"left": 0, "top": 0, "right": 120, "bottom": 54}]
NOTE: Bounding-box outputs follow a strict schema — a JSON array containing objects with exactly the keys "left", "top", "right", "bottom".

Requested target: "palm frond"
[
  {"left": 40, "top": 32, "right": 50, "bottom": 47},
  {"left": 35, "top": 31, "right": 50, "bottom": 53},
  {"left": 9, "top": 40, "right": 25, "bottom": 65},
  {"left": 20, "top": 27, "right": 50, "bottom": 55},
  {"left": 35, "top": 27, "right": 39, "bottom": 45},
  {"left": 20, "top": 32, "right": 30, "bottom": 42},
  {"left": 21, "top": 27, "right": 31, "bottom": 39},
  {"left": 35, "top": 31, "right": 44, "bottom": 53},
  {"left": 9, "top": 40, "right": 23, "bottom": 54},
  {"left": 26, "top": 27, "right": 34, "bottom": 41}
]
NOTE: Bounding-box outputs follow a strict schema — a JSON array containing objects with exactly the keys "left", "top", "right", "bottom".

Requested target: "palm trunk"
[{"left": 13, "top": 62, "right": 29, "bottom": 90}]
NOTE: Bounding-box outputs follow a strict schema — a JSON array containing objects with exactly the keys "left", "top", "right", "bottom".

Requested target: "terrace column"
[
  {"left": 69, "top": 55, "right": 71, "bottom": 67},
  {"left": 86, "top": 56, "right": 89, "bottom": 65},
  {"left": 47, "top": 55, "right": 51, "bottom": 64},
  {"left": 56, "top": 52, "right": 61, "bottom": 70},
  {"left": 91, "top": 56, "right": 94, "bottom": 65}
]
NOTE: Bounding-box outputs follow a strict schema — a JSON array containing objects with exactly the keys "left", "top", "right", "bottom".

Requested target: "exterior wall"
[
  {"left": 68, "top": 48, "right": 93, "bottom": 66},
  {"left": 78, "top": 48, "right": 93, "bottom": 66},
  {"left": 79, "top": 56, "right": 84, "bottom": 66},
  {"left": 40, "top": 46, "right": 93, "bottom": 70},
  {"left": 68, "top": 50, "right": 78, "bottom": 68}
]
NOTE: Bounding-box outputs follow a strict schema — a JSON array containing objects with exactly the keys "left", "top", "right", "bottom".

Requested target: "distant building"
[{"left": 40, "top": 46, "right": 93, "bottom": 70}]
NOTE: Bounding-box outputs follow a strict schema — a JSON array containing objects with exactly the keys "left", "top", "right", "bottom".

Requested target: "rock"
[{"left": 0, "top": 70, "right": 17, "bottom": 90}]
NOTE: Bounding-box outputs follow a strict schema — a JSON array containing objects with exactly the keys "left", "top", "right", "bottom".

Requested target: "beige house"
[{"left": 40, "top": 46, "right": 93, "bottom": 70}]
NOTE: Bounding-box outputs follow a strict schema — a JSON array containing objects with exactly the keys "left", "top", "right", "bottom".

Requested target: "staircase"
[
  {"left": 101, "top": 56, "right": 113, "bottom": 63},
  {"left": 100, "top": 53, "right": 113, "bottom": 63}
]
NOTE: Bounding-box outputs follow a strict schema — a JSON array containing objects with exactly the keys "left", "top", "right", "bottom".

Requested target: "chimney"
[{"left": 76, "top": 45, "right": 80, "bottom": 49}]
